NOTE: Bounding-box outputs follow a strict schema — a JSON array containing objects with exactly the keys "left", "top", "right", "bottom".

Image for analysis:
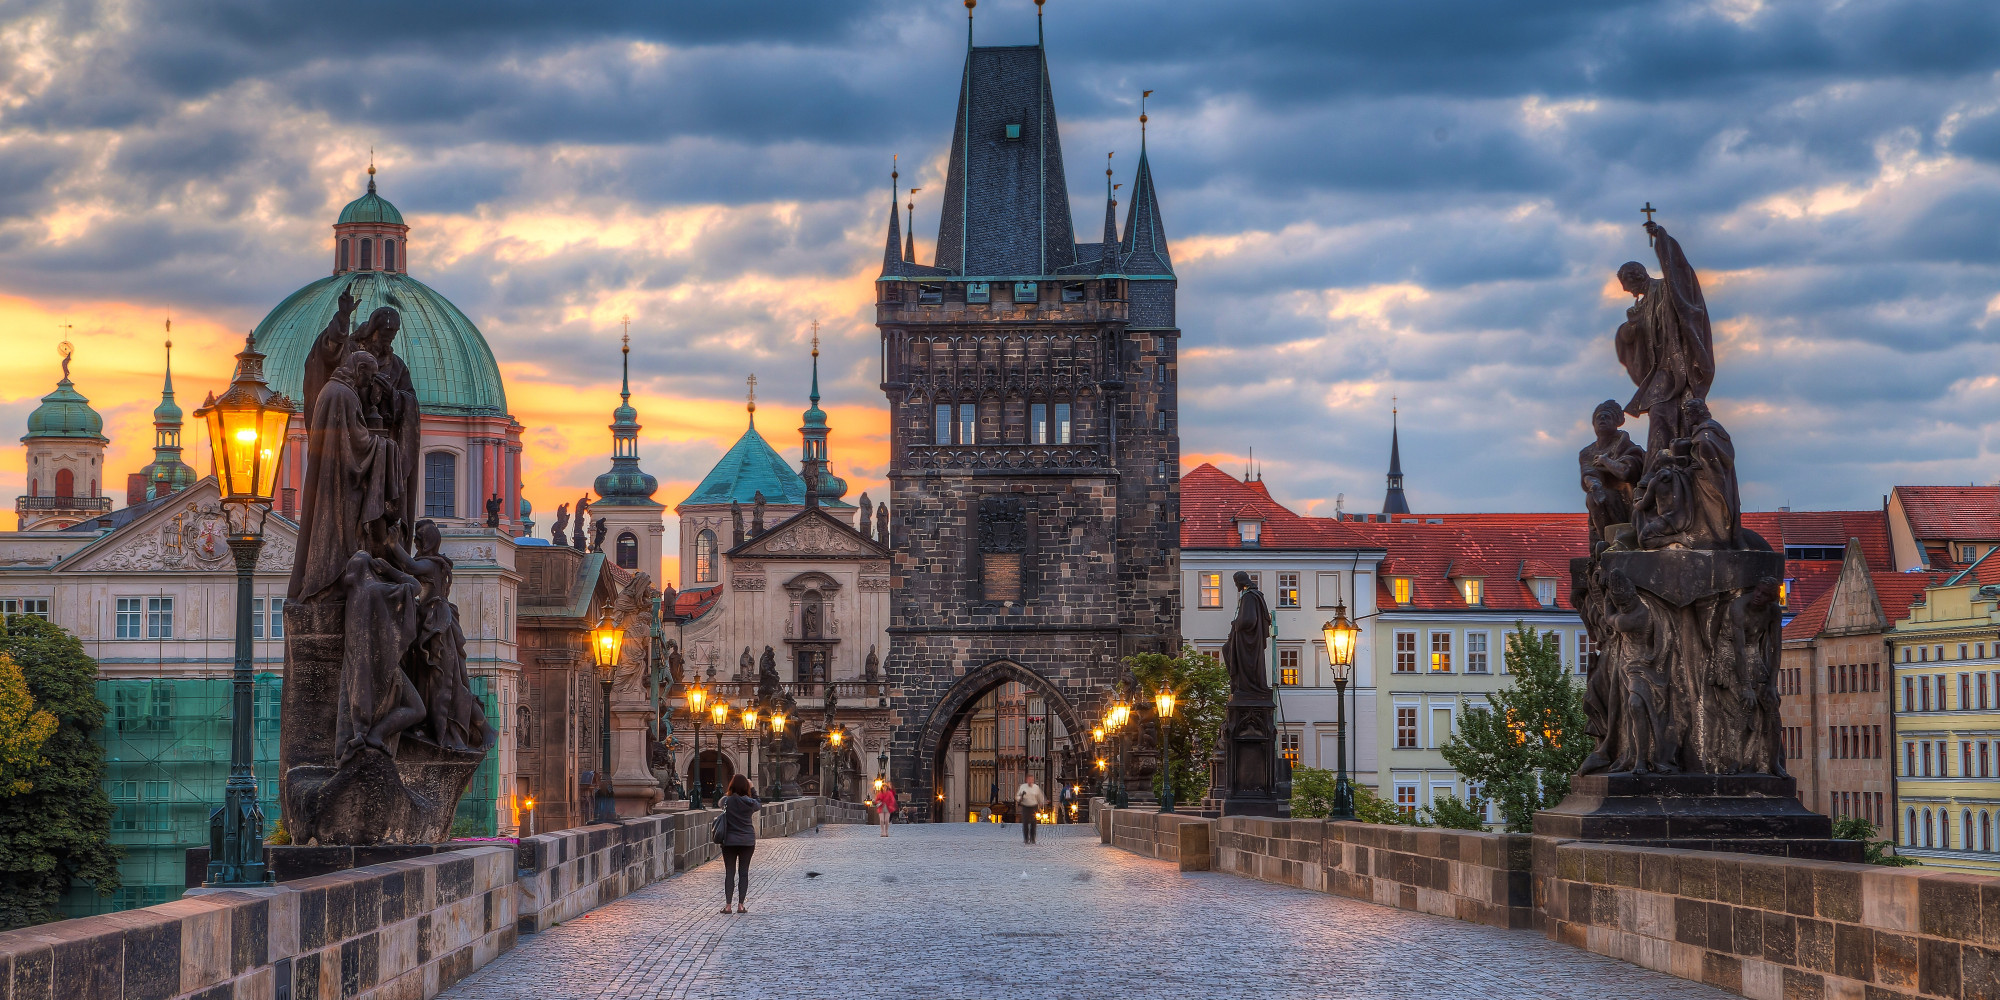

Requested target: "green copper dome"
[
  {"left": 23, "top": 378, "right": 107, "bottom": 442},
  {"left": 337, "top": 176, "right": 405, "bottom": 225},
  {"left": 682, "top": 419, "right": 810, "bottom": 507},
  {"left": 253, "top": 269, "right": 507, "bottom": 416}
]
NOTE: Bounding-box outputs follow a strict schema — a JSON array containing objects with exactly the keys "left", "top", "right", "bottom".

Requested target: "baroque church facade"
[{"left": 873, "top": 27, "right": 1183, "bottom": 819}]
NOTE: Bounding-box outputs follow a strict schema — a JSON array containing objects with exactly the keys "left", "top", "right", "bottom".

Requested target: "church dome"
[
  {"left": 24, "top": 378, "right": 106, "bottom": 442},
  {"left": 337, "top": 180, "right": 405, "bottom": 225},
  {"left": 252, "top": 269, "right": 508, "bottom": 417}
]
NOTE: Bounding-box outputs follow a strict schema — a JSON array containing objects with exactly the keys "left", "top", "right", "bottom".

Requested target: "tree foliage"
[
  {"left": 0, "top": 616, "right": 119, "bottom": 929},
  {"left": 1422, "top": 792, "right": 1489, "bottom": 830},
  {"left": 1832, "top": 815, "right": 1918, "bottom": 867},
  {"left": 1122, "top": 646, "right": 1228, "bottom": 805},
  {"left": 1439, "top": 624, "right": 1590, "bottom": 832},
  {"left": 0, "top": 654, "right": 56, "bottom": 796},
  {"left": 1290, "top": 767, "right": 1414, "bottom": 826}
]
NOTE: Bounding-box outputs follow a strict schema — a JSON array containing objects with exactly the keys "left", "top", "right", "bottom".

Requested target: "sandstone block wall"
[{"left": 1324, "top": 822, "right": 1535, "bottom": 930}]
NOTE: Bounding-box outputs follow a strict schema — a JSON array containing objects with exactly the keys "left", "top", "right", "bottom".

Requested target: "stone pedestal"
[
  {"left": 610, "top": 696, "right": 662, "bottom": 818},
  {"left": 1220, "top": 698, "right": 1282, "bottom": 817},
  {"left": 1534, "top": 773, "right": 1864, "bottom": 861}
]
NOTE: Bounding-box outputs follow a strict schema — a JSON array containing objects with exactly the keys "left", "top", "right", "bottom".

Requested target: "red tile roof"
[
  {"left": 1179, "top": 464, "right": 1369, "bottom": 549},
  {"left": 1739, "top": 509, "right": 1891, "bottom": 613},
  {"left": 1783, "top": 568, "right": 1945, "bottom": 641},
  {"left": 1894, "top": 486, "right": 2000, "bottom": 541},
  {"left": 1343, "top": 514, "right": 1592, "bottom": 613},
  {"left": 673, "top": 586, "right": 721, "bottom": 622}
]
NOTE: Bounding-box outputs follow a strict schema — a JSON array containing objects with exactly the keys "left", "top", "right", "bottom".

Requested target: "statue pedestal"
[
  {"left": 610, "top": 698, "right": 662, "bottom": 818},
  {"left": 1535, "top": 774, "right": 1863, "bottom": 861},
  {"left": 1220, "top": 698, "right": 1282, "bottom": 817}
]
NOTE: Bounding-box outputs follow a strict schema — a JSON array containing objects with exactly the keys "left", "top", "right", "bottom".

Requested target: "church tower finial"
[
  {"left": 1382, "top": 398, "right": 1410, "bottom": 515},
  {"left": 799, "top": 320, "right": 846, "bottom": 504},
  {"left": 138, "top": 321, "right": 196, "bottom": 501},
  {"left": 746, "top": 373, "right": 757, "bottom": 428}
]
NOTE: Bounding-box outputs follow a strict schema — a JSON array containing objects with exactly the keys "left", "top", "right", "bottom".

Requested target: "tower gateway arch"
[{"left": 874, "top": 16, "right": 1182, "bottom": 821}]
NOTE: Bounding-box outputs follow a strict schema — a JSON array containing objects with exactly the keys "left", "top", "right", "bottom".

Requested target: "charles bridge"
[{"left": 3, "top": 797, "right": 1994, "bottom": 999}]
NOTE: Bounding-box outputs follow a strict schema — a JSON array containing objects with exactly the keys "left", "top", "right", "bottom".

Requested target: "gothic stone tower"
[{"left": 875, "top": 33, "right": 1181, "bottom": 820}]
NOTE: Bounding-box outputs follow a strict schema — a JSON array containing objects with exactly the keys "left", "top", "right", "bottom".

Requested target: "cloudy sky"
[{"left": 5, "top": 0, "right": 2000, "bottom": 574}]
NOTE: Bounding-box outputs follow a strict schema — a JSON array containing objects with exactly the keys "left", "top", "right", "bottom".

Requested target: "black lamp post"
[
  {"left": 1322, "top": 600, "right": 1362, "bottom": 821},
  {"left": 709, "top": 699, "right": 729, "bottom": 801},
  {"left": 198, "top": 333, "right": 292, "bottom": 889},
  {"left": 825, "top": 726, "right": 845, "bottom": 802},
  {"left": 684, "top": 683, "right": 709, "bottom": 808},
  {"left": 1154, "top": 687, "right": 1179, "bottom": 814},
  {"left": 589, "top": 609, "right": 627, "bottom": 824},
  {"left": 768, "top": 709, "right": 788, "bottom": 801}
]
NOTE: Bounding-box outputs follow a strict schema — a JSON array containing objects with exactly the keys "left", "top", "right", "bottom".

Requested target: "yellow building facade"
[{"left": 1889, "top": 572, "right": 2000, "bottom": 871}]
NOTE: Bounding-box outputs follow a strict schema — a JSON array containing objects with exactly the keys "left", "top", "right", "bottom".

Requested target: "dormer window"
[
  {"left": 966, "top": 282, "right": 991, "bottom": 304},
  {"left": 1391, "top": 577, "right": 1412, "bottom": 605},
  {"left": 1533, "top": 578, "right": 1556, "bottom": 607},
  {"left": 1237, "top": 519, "right": 1262, "bottom": 548},
  {"left": 1459, "top": 578, "right": 1484, "bottom": 606}
]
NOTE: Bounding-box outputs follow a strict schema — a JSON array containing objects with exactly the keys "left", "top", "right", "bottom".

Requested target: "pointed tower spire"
[
  {"left": 1382, "top": 399, "right": 1410, "bottom": 515},
  {"left": 905, "top": 187, "right": 920, "bottom": 264},
  {"left": 137, "top": 319, "right": 196, "bottom": 501},
  {"left": 367, "top": 147, "right": 377, "bottom": 194},
  {"left": 880, "top": 158, "right": 905, "bottom": 276},
  {"left": 799, "top": 320, "right": 847, "bottom": 504},
  {"left": 1121, "top": 90, "right": 1173, "bottom": 276},
  {"left": 1101, "top": 152, "right": 1121, "bottom": 272}
]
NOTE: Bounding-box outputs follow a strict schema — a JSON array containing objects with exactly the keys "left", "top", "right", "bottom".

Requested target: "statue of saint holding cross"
[{"left": 1614, "top": 205, "right": 1715, "bottom": 455}]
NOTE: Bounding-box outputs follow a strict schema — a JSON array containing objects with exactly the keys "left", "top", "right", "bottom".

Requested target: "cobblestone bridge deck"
[{"left": 440, "top": 823, "right": 1733, "bottom": 1000}]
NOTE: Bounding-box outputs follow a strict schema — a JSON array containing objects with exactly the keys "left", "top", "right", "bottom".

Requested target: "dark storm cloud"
[{"left": 6, "top": 0, "right": 2000, "bottom": 515}]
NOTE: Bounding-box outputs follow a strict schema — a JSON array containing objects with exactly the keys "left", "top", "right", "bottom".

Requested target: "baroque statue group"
[{"left": 279, "top": 283, "right": 495, "bottom": 845}]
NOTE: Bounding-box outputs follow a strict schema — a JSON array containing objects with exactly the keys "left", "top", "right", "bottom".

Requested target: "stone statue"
[
  {"left": 751, "top": 491, "right": 766, "bottom": 536},
  {"left": 876, "top": 502, "right": 889, "bottom": 545},
  {"left": 1222, "top": 571, "right": 1272, "bottom": 699},
  {"left": 731, "top": 500, "right": 745, "bottom": 546},
  {"left": 757, "top": 646, "right": 782, "bottom": 704},
  {"left": 739, "top": 646, "right": 755, "bottom": 681},
  {"left": 590, "top": 517, "right": 607, "bottom": 553},
  {"left": 864, "top": 645, "right": 880, "bottom": 681},
  {"left": 333, "top": 551, "right": 426, "bottom": 766},
  {"left": 551, "top": 503, "right": 570, "bottom": 546},
  {"left": 858, "top": 493, "right": 873, "bottom": 538},
  {"left": 290, "top": 350, "right": 404, "bottom": 602},
  {"left": 484, "top": 494, "right": 502, "bottom": 529},
  {"left": 666, "top": 640, "right": 685, "bottom": 688},
  {"left": 1616, "top": 221, "right": 1715, "bottom": 454},
  {"left": 572, "top": 496, "right": 591, "bottom": 549},
  {"left": 515, "top": 706, "right": 530, "bottom": 749},
  {"left": 1579, "top": 400, "right": 1644, "bottom": 550},
  {"left": 1542, "top": 217, "right": 1836, "bottom": 857},
  {"left": 394, "top": 520, "right": 489, "bottom": 753}
]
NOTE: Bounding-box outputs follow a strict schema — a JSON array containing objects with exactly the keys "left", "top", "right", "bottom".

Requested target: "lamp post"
[
  {"left": 1105, "top": 695, "right": 1131, "bottom": 809},
  {"left": 1322, "top": 600, "right": 1362, "bottom": 821},
  {"left": 197, "top": 333, "right": 292, "bottom": 889},
  {"left": 768, "top": 710, "right": 788, "bottom": 801},
  {"left": 684, "top": 684, "right": 709, "bottom": 808},
  {"left": 741, "top": 706, "right": 759, "bottom": 798},
  {"left": 825, "top": 726, "right": 845, "bottom": 803},
  {"left": 709, "top": 699, "right": 729, "bottom": 799},
  {"left": 1154, "top": 687, "right": 1179, "bottom": 814},
  {"left": 589, "top": 610, "right": 627, "bottom": 824}
]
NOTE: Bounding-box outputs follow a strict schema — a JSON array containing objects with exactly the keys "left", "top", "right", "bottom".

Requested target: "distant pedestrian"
[
  {"left": 1016, "top": 775, "right": 1047, "bottom": 844},
  {"left": 1058, "top": 782, "right": 1075, "bottom": 823},
  {"left": 873, "top": 782, "right": 897, "bottom": 837},
  {"left": 719, "top": 774, "right": 760, "bottom": 914}
]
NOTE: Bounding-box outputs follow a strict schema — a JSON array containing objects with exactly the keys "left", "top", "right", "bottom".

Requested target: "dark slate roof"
[
  {"left": 932, "top": 45, "right": 1077, "bottom": 277},
  {"left": 1120, "top": 146, "right": 1172, "bottom": 276}
]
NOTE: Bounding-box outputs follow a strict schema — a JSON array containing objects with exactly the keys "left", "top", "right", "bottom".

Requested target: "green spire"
[
  {"left": 798, "top": 322, "right": 846, "bottom": 502},
  {"left": 23, "top": 340, "right": 106, "bottom": 443},
  {"left": 140, "top": 330, "right": 197, "bottom": 499},
  {"left": 594, "top": 322, "right": 658, "bottom": 506}
]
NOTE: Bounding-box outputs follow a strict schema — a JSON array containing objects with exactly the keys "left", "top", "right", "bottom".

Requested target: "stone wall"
[
  {"left": 1107, "top": 806, "right": 1213, "bottom": 871},
  {"left": 0, "top": 845, "right": 516, "bottom": 1000},
  {"left": 1322, "top": 822, "right": 1535, "bottom": 930},
  {"left": 0, "top": 798, "right": 864, "bottom": 1000}
]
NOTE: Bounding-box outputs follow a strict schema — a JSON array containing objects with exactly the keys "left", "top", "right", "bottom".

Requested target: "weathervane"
[
  {"left": 810, "top": 319, "right": 820, "bottom": 356},
  {"left": 57, "top": 324, "right": 73, "bottom": 380},
  {"left": 746, "top": 373, "right": 757, "bottom": 418}
]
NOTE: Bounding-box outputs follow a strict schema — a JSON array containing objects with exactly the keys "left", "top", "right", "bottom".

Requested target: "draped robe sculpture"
[{"left": 1220, "top": 570, "right": 1281, "bottom": 815}]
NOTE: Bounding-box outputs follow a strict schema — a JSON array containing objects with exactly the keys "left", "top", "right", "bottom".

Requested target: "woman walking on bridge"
[
  {"left": 872, "top": 781, "right": 897, "bottom": 837},
  {"left": 719, "top": 774, "right": 760, "bottom": 914}
]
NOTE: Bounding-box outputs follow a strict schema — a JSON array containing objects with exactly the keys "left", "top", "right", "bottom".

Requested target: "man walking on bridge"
[{"left": 1016, "top": 775, "right": 1047, "bottom": 844}]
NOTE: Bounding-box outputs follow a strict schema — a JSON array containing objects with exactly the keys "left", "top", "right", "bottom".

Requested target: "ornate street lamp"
[
  {"left": 684, "top": 684, "right": 709, "bottom": 808},
  {"left": 197, "top": 333, "right": 292, "bottom": 889},
  {"left": 709, "top": 698, "right": 729, "bottom": 799},
  {"left": 825, "top": 726, "right": 845, "bottom": 803},
  {"left": 1154, "top": 687, "right": 1179, "bottom": 814},
  {"left": 589, "top": 609, "right": 627, "bottom": 823},
  {"left": 1108, "top": 695, "right": 1132, "bottom": 808},
  {"left": 522, "top": 796, "right": 537, "bottom": 837},
  {"left": 767, "top": 710, "right": 788, "bottom": 801},
  {"left": 1322, "top": 600, "right": 1363, "bottom": 821}
]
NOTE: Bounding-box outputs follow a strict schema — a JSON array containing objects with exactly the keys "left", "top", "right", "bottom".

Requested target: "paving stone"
[{"left": 439, "top": 824, "right": 1737, "bottom": 999}]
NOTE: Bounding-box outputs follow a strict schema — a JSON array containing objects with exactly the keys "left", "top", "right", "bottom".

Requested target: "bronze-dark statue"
[
  {"left": 550, "top": 503, "right": 569, "bottom": 546},
  {"left": 592, "top": 517, "right": 608, "bottom": 553},
  {"left": 1220, "top": 570, "right": 1280, "bottom": 816},
  {"left": 1616, "top": 221, "right": 1714, "bottom": 454},
  {"left": 1579, "top": 400, "right": 1644, "bottom": 550},
  {"left": 572, "top": 496, "right": 591, "bottom": 549},
  {"left": 484, "top": 494, "right": 502, "bottom": 528}
]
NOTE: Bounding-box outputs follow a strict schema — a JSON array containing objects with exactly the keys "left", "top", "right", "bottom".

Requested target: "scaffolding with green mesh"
[{"left": 60, "top": 675, "right": 500, "bottom": 917}]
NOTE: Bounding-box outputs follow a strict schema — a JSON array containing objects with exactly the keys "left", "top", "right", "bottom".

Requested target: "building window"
[
  {"left": 0, "top": 599, "right": 48, "bottom": 620},
  {"left": 1396, "top": 707, "right": 1418, "bottom": 748},
  {"left": 1031, "top": 403, "right": 1048, "bottom": 444},
  {"left": 1963, "top": 544, "right": 1979, "bottom": 563},
  {"left": 1576, "top": 631, "right": 1595, "bottom": 675},
  {"left": 1459, "top": 579, "right": 1483, "bottom": 605},
  {"left": 935, "top": 404, "right": 952, "bottom": 445},
  {"left": 1396, "top": 783, "right": 1418, "bottom": 819},
  {"left": 360, "top": 237, "right": 373, "bottom": 270},
  {"left": 1279, "top": 731, "right": 1300, "bottom": 764},
  {"left": 1534, "top": 578, "right": 1556, "bottom": 606},
  {"left": 616, "top": 532, "right": 638, "bottom": 569},
  {"left": 1429, "top": 631, "right": 1452, "bottom": 673},
  {"left": 423, "top": 452, "right": 457, "bottom": 518},
  {"left": 1278, "top": 649, "right": 1300, "bottom": 686},
  {"left": 1054, "top": 403, "right": 1071, "bottom": 444},
  {"left": 383, "top": 239, "right": 396, "bottom": 271},
  {"left": 1391, "top": 577, "right": 1412, "bottom": 605},
  {"left": 146, "top": 597, "right": 173, "bottom": 639},
  {"left": 116, "top": 598, "right": 142, "bottom": 639},
  {"left": 695, "top": 529, "right": 717, "bottom": 583},
  {"left": 340, "top": 239, "right": 350, "bottom": 270},
  {"left": 1237, "top": 520, "right": 1261, "bottom": 547},
  {"left": 959, "top": 404, "right": 976, "bottom": 445},
  {"left": 1277, "top": 572, "right": 1299, "bottom": 608},
  {"left": 269, "top": 598, "right": 284, "bottom": 639},
  {"left": 1466, "top": 631, "right": 1489, "bottom": 674},
  {"left": 1198, "top": 572, "right": 1222, "bottom": 609},
  {"left": 1394, "top": 631, "right": 1417, "bottom": 673},
  {"left": 252, "top": 598, "right": 265, "bottom": 639}
]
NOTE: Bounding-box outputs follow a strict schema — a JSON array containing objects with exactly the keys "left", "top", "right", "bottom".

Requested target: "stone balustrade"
[{"left": 0, "top": 797, "right": 865, "bottom": 1000}]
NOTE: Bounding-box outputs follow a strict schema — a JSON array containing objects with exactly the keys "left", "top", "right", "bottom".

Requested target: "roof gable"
[
  {"left": 728, "top": 506, "right": 887, "bottom": 560},
  {"left": 57, "top": 479, "right": 299, "bottom": 575}
]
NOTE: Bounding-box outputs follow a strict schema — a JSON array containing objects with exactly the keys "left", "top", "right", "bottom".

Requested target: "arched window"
[
  {"left": 1925, "top": 809, "right": 1935, "bottom": 847},
  {"left": 360, "top": 238, "right": 373, "bottom": 270},
  {"left": 1986, "top": 811, "right": 1994, "bottom": 852},
  {"left": 616, "top": 532, "right": 638, "bottom": 569},
  {"left": 1907, "top": 808, "right": 1917, "bottom": 845},
  {"left": 384, "top": 239, "right": 397, "bottom": 271},
  {"left": 55, "top": 468, "right": 73, "bottom": 498},
  {"left": 1967, "top": 812, "right": 1977, "bottom": 851},
  {"left": 695, "top": 529, "right": 717, "bottom": 583},
  {"left": 339, "top": 239, "right": 350, "bottom": 271},
  {"left": 423, "top": 452, "right": 457, "bottom": 518}
]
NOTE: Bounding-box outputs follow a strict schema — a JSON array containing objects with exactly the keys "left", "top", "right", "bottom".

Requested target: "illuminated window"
[
  {"left": 1279, "top": 649, "right": 1300, "bottom": 686},
  {"left": 1054, "top": 403, "right": 1071, "bottom": 444},
  {"left": 1396, "top": 783, "right": 1418, "bottom": 819},
  {"left": 1459, "top": 579, "right": 1483, "bottom": 605},
  {"left": 1279, "top": 731, "right": 1300, "bottom": 764},
  {"left": 1391, "top": 577, "right": 1412, "bottom": 605},
  {"left": 1429, "top": 631, "right": 1452, "bottom": 673},
  {"left": 1198, "top": 573, "right": 1222, "bottom": 609},
  {"left": 1465, "top": 631, "right": 1489, "bottom": 674},
  {"left": 1394, "top": 631, "right": 1417, "bottom": 673},
  {"left": 1277, "top": 572, "right": 1299, "bottom": 608},
  {"left": 695, "top": 529, "right": 718, "bottom": 583},
  {"left": 1396, "top": 708, "right": 1417, "bottom": 748},
  {"left": 959, "top": 404, "right": 976, "bottom": 445}
]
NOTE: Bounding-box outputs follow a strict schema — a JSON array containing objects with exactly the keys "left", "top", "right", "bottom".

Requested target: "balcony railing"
[
  {"left": 15, "top": 495, "right": 113, "bottom": 515},
  {"left": 670, "top": 679, "right": 886, "bottom": 709},
  {"left": 911, "top": 444, "right": 1105, "bottom": 473}
]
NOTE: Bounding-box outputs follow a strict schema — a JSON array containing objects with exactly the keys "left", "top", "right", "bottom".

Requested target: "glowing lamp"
[
  {"left": 687, "top": 684, "right": 708, "bottom": 715},
  {"left": 1092, "top": 726, "right": 1105, "bottom": 744},
  {"left": 742, "top": 708, "right": 759, "bottom": 731},
  {"left": 1322, "top": 600, "right": 1361, "bottom": 682},
  {"left": 771, "top": 712, "right": 787, "bottom": 734},
  {"left": 1155, "top": 688, "right": 1177, "bottom": 719},
  {"left": 828, "top": 728, "right": 844, "bottom": 748},
  {"left": 588, "top": 610, "right": 626, "bottom": 681},
  {"left": 711, "top": 700, "right": 730, "bottom": 726},
  {"left": 195, "top": 333, "right": 294, "bottom": 507}
]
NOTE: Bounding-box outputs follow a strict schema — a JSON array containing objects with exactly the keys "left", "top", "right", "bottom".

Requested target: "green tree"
[
  {"left": 0, "top": 654, "right": 57, "bottom": 796},
  {"left": 1439, "top": 624, "right": 1590, "bottom": 832},
  {"left": 1122, "top": 646, "right": 1228, "bottom": 805},
  {"left": 1290, "top": 767, "right": 1416, "bottom": 825},
  {"left": 1832, "top": 815, "right": 1918, "bottom": 867},
  {"left": 0, "top": 616, "right": 119, "bottom": 928},
  {"left": 1422, "top": 792, "right": 1489, "bottom": 830}
]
